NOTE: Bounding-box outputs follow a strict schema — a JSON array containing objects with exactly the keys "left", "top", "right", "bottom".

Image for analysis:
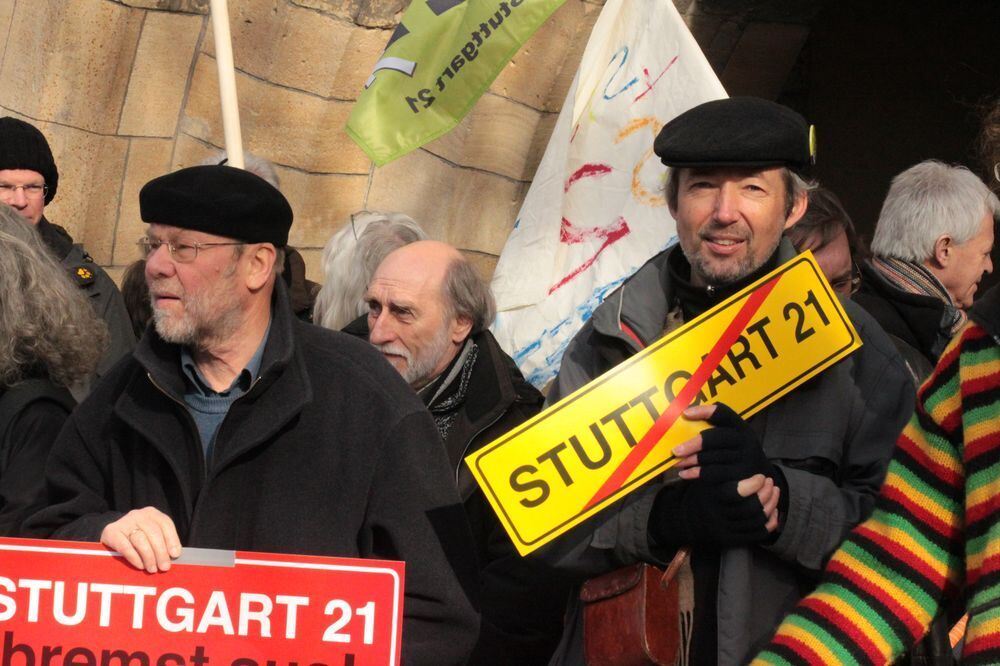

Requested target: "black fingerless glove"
[
  {"left": 648, "top": 479, "right": 771, "bottom": 548},
  {"left": 696, "top": 404, "right": 775, "bottom": 484}
]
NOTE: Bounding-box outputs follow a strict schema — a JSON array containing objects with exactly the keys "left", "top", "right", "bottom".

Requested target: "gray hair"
[
  {"left": 870, "top": 160, "right": 1000, "bottom": 262},
  {"left": 664, "top": 166, "right": 815, "bottom": 216},
  {"left": 0, "top": 204, "right": 108, "bottom": 387},
  {"left": 313, "top": 211, "right": 427, "bottom": 330},
  {"left": 201, "top": 149, "right": 280, "bottom": 189},
  {"left": 443, "top": 256, "right": 496, "bottom": 334}
]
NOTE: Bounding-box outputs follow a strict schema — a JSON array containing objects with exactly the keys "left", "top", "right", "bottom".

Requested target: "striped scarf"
[
  {"left": 752, "top": 321, "right": 1000, "bottom": 665},
  {"left": 872, "top": 256, "right": 967, "bottom": 334}
]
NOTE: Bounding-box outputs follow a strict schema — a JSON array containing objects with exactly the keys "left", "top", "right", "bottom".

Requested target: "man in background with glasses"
[
  {"left": 854, "top": 160, "right": 998, "bottom": 382},
  {"left": 0, "top": 116, "right": 134, "bottom": 390},
  {"left": 24, "top": 164, "right": 480, "bottom": 664}
]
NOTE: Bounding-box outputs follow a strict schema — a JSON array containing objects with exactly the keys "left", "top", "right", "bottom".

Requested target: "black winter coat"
[
  {"left": 344, "top": 320, "right": 572, "bottom": 665},
  {"left": 26, "top": 286, "right": 480, "bottom": 665}
]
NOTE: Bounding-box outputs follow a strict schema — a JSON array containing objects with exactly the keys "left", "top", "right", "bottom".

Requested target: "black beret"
[
  {"left": 140, "top": 165, "right": 292, "bottom": 246},
  {"left": 0, "top": 117, "right": 59, "bottom": 204},
  {"left": 654, "top": 97, "right": 813, "bottom": 173}
]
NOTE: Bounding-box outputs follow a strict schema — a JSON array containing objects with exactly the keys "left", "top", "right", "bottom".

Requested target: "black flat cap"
[
  {"left": 140, "top": 165, "right": 292, "bottom": 246},
  {"left": 654, "top": 97, "right": 813, "bottom": 173}
]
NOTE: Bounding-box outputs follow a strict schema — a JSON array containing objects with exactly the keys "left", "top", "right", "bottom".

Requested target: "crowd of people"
[{"left": 0, "top": 93, "right": 997, "bottom": 665}]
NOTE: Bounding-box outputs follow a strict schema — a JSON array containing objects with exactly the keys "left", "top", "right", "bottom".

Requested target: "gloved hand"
[
  {"left": 648, "top": 475, "right": 774, "bottom": 548},
  {"left": 675, "top": 403, "right": 775, "bottom": 484}
]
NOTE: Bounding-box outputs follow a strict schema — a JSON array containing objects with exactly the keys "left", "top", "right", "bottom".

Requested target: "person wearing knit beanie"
[{"left": 0, "top": 116, "right": 135, "bottom": 394}]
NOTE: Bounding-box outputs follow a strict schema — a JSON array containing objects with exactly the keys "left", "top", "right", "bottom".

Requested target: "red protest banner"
[{"left": 0, "top": 537, "right": 403, "bottom": 666}]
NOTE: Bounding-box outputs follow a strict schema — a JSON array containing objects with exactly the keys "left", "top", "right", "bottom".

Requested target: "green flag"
[{"left": 347, "top": 0, "right": 566, "bottom": 166}]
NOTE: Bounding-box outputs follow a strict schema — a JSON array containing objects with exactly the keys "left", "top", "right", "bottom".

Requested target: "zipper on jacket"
[{"left": 455, "top": 410, "right": 506, "bottom": 486}]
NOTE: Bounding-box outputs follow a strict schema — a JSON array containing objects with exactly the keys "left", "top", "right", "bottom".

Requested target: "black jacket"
[
  {"left": 452, "top": 331, "right": 571, "bottom": 666},
  {"left": 854, "top": 259, "right": 953, "bottom": 378},
  {"left": 37, "top": 217, "right": 136, "bottom": 381},
  {"left": 345, "top": 319, "right": 572, "bottom": 665},
  {"left": 26, "top": 285, "right": 480, "bottom": 665},
  {"left": 0, "top": 378, "right": 75, "bottom": 536}
]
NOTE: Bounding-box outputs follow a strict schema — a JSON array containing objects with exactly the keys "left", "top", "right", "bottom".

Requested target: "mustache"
[
  {"left": 698, "top": 222, "right": 750, "bottom": 242},
  {"left": 374, "top": 343, "right": 411, "bottom": 362}
]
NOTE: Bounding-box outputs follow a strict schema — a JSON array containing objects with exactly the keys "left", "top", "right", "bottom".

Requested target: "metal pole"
[{"left": 209, "top": 0, "right": 244, "bottom": 169}]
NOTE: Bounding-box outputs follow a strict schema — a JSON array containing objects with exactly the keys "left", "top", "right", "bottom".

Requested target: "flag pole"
[{"left": 209, "top": 0, "right": 244, "bottom": 169}]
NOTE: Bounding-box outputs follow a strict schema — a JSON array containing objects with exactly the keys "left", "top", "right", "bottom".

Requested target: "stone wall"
[{"left": 0, "top": 0, "right": 813, "bottom": 283}]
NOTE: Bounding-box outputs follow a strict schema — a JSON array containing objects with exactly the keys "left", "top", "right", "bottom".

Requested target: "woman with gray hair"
[
  {"left": 0, "top": 204, "right": 108, "bottom": 535},
  {"left": 313, "top": 210, "right": 427, "bottom": 330}
]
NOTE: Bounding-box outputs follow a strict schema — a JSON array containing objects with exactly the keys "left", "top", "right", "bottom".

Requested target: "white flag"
[{"left": 490, "top": 0, "right": 726, "bottom": 388}]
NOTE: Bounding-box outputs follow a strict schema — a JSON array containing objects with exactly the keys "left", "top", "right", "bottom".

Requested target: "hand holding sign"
[
  {"left": 101, "top": 507, "right": 182, "bottom": 573},
  {"left": 649, "top": 473, "right": 777, "bottom": 547},
  {"left": 674, "top": 403, "right": 778, "bottom": 484},
  {"left": 467, "top": 252, "right": 859, "bottom": 556}
]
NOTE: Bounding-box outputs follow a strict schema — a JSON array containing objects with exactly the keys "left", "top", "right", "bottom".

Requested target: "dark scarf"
[{"left": 419, "top": 340, "right": 479, "bottom": 443}]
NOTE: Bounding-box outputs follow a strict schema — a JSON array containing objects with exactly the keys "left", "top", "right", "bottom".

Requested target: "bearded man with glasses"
[
  {"left": 23, "top": 165, "right": 481, "bottom": 665},
  {"left": 0, "top": 117, "right": 135, "bottom": 392}
]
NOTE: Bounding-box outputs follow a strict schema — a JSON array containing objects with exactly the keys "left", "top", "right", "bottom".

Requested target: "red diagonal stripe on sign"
[{"left": 582, "top": 275, "right": 782, "bottom": 512}]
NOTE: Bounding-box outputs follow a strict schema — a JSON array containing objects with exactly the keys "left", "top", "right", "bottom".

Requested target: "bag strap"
[{"left": 660, "top": 546, "right": 690, "bottom": 588}]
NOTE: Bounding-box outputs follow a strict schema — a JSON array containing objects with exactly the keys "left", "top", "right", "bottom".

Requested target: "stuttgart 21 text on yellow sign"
[{"left": 466, "top": 252, "right": 861, "bottom": 556}]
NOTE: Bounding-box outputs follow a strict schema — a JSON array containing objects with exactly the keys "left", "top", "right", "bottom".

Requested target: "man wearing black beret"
[
  {"left": 0, "top": 117, "right": 135, "bottom": 389},
  {"left": 25, "top": 165, "right": 480, "bottom": 664},
  {"left": 544, "top": 97, "right": 914, "bottom": 665}
]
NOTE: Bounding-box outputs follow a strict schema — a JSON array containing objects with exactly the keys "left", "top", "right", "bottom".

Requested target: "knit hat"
[
  {"left": 0, "top": 117, "right": 59, "bottom": 204},
  {"left": 140, "top": 165, "right": 293, "bottom": 246}
]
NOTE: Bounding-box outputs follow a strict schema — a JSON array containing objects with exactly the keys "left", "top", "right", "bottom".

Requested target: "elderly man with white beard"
[
  {"left": 25, "top": 165, "right": 480, "bottom": 666},
  {"left": 342, "top": 240, "right": 572, "bottom": 665}
]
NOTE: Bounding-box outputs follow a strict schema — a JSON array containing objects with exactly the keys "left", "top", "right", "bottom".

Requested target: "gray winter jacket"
[{"left": 544, "top": 241, "right": 915, "bottom": 665}]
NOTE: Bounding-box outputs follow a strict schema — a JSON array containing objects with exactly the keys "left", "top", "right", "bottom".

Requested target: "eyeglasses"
[
  {"left": 830, "top": 262, "right": 862, "bottom": 296},
  {"left": 137, "top": 237, "right": 244, "bottom": 263},
  {"left": 0, "top": 183, "right": 46, "bottom": 200}
]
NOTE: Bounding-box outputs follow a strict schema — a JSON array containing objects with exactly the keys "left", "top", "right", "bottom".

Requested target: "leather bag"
[{"left": 580, "top": 549, "right": 689, "bottom": 666}]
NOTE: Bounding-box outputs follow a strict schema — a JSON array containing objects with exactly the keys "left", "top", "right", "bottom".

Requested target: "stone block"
[
  {"left": 291, "top": 0, "right": 407, "bottom": 29},
  {"left": 275, "top": 166, "right": 369, "bottom": 249},
  {"left": 523, "top": 111, "right": 559, "bottom": 183},
  {"left": 0, "top": 0, "right": 14, "bottom": 41},
  {"left": 170, "top": 131, "right": 222, "bottom": 169},
  {"left": 34, "top": 122, "right": 131, "bottom": 265},
  {"left": 297, "top": 247, "right": 324, "bottom": 286},
  {"left": 119, "top": 11, "right": 203, "bottom": 137},
  {"left": 181, "top": 55, "right": 370, "bottom": 174},
  {"left": 171, "top": 132, "right": 368, "bottom": 252},
  {"left": 205, "top": 1, "right": 389, "bottom": 100},
  {"left": 423, "top": 92, "right": 546, "bottom": 182},
  {"left": 720, "top": 22, "right": 809, "bottom": 99},
  {"left": 366, "top": 149, "right": 525, "bottom": 256},
  {"left": 0, "top": 1, "right": 142, "bottom": 134},
  {"left": 115, "top": 0, "right": 209, "bottom": 13},
  {"left": 490, "top": 0, "right": 600, "bottom": 113},
  {"left": 461, "top": 250, "right": 499, "bottom": 283},
  {"left": 112, "top": 138, "right": 175, "bottom": 265}
]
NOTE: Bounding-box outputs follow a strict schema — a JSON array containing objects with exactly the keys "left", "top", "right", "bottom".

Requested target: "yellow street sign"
[{"left": 466, "top": 252, "right": 861, "bottom": 556}]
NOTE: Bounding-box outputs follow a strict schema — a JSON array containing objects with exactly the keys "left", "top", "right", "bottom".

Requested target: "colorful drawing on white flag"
[{"left": 489, "top": 0, "right": 726, "bottom": 388}]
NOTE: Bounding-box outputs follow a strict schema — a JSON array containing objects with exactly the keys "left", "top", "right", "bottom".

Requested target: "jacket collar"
[
  {"left": 116, "top": 281, "right": 311, "bottom": 503},
  {"left": 36, "top": 216, "right": 74, "bottom": 261}
]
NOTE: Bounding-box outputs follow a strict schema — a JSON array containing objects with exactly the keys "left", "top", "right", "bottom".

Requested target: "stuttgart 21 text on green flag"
[{"left": 347, "top": 0, "right": 565, "bottom": 166}]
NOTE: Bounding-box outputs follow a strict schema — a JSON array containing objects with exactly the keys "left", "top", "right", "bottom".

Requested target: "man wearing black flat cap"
[
  {"left": 25, "top": 165, "right": 480, "bottom": 664},
  {"left": 544, "top": 97, "right": 914, "bottom": 665},
  {"left": 0, "top": 116, "right": 135, "bottom": 389}
]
